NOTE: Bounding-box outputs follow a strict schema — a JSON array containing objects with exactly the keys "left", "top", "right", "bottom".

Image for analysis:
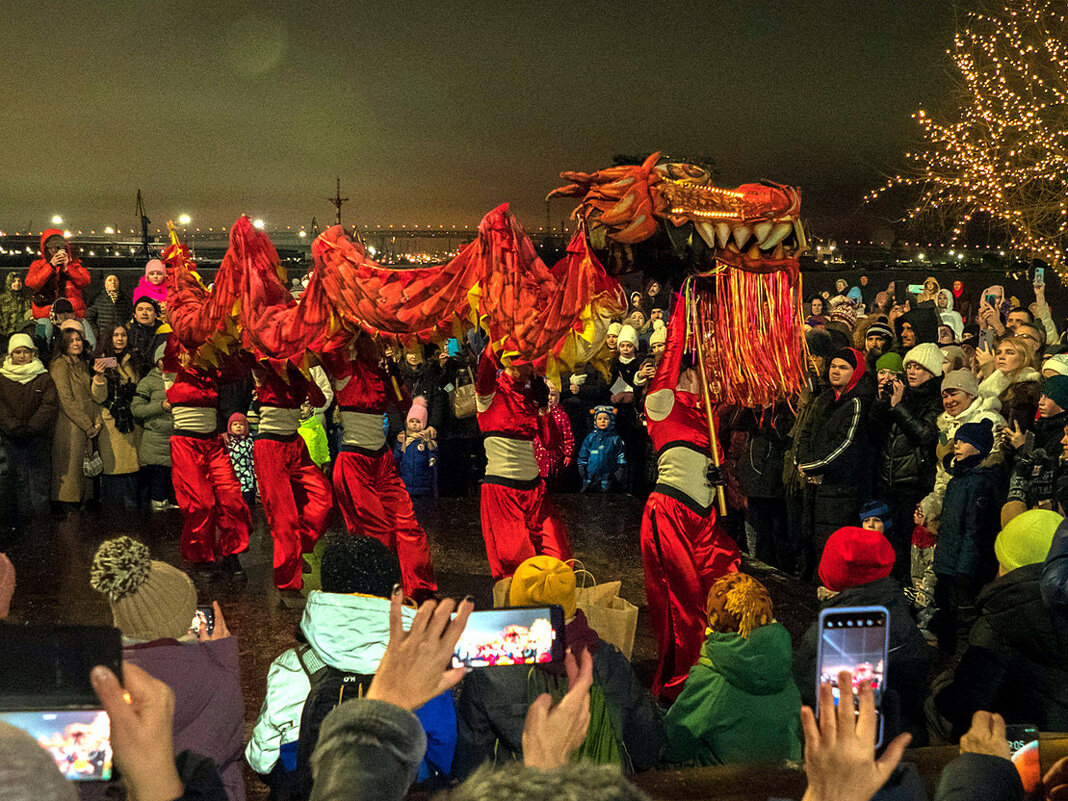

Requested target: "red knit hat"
[{"left": 818, "top": 526, "right": 895, "bottom": 592}]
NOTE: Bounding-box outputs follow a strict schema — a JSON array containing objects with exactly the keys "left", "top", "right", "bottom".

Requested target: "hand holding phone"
[
  {"left": 452, "top": 606, "right": 565, "bottom": 668},
  {"left": 191, "top": 605, "right": 215, "bottom": 637},
  {"left": 1034, "top": 267, "right": 1045, "bottom": 288},
  {"left": 815, "top": 606, "right": 889, "bottom": 747}
]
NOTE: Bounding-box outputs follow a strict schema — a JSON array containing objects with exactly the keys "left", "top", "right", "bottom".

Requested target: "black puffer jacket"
[
  {"left": 86, "top": 288, "right": 132, "bottom": 340},
  {"left": 1006, "top": 410, "right": 1068, "bottom": 508},
  {"left": 870, "top": 374, "right": 942, "bottom": 495},
  {"left": 934, "top": 563, "right": 1068, "bottom": 740},
  {"left": 736, "top": 405, "right": 794, "bottom": 499},
  {"left": 794, "top": 576, "right": 930, "bottom": 746}
]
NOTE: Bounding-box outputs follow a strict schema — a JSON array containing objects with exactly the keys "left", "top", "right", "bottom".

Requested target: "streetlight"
[
  {"left": 51, "top": 215, "right": 63, "bottom": 225},
  {"left": 252, "top": 219, "right": 265, "bottom": 230},
  {"left": 104, "top": 226, "right": 114, "bottom": 235},
  {"left": 178, "top": 214, "right": 192, "bottom": 226}
]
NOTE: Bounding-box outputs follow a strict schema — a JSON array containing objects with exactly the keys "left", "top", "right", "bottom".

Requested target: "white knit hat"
[
  {"left": 649, "top": 320, "right": 667, "bottom": 346},
  {"left": 617, "top": 324, "right": 639, "bottom": 349},
  {"left": 1044, "top": 353, "right": 1068, "bottom": 378},
  {"left": 904, "top": 342, "right": 943, "bottom": 377},
  {"left": 6, "top": 333, "right": 33, "bottom": 354},
  {"left": 607, "top": 322, "right": 622, "bottom": 337}
]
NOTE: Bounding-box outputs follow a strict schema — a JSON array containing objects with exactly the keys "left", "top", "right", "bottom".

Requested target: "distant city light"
[
  {"left": 51, "top": 215, "right": 63, "bottom": 225},
  {"left": 297, "top": 230, "right": 307, "bottom": 238},
  {"left": 63, "top": 230, "right": 72, "bottom": 238},
  {"left": 104, "top": 226, "right": 115, "bottom": 234},
  {"left": 367, "top": 245, "right": 377, "bottom": 256},
  {"left": 252, "top": 219, "right": 265, "bottom": 230},
  {"left": 178, "top": 214, "right": 192, "bottom": 226}
]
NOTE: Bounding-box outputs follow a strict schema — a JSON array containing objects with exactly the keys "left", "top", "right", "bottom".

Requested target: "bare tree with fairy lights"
[{"left": 871, "top": 1, "right": 1068, "bottom": 276}]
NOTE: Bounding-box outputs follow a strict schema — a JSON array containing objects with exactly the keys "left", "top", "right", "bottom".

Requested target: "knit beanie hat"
[
  {"left": 818, "top": 526, "right": 895, "bottom": 592},
  {"left": 145, "top": 259, "right": 166, "bottom": 279},
  {"left": 6, "top": 333, "right": 33, "bottom": 355},
  {"left": 832, "top": 347, "right": 859, "bottom": 370},
  {"left": 607, "top": 322, "right": 622, "bottom": 337},
  {"left": 941, "top": 345, "right": 965, "bottom": 370},
  {"left": 407, "top": 396, "right": 428, "bottom": 427},
  {"left": 228, "top": 412, "right": 249, "bottom": 435},
  {"left": 590, "top": 404, "right": 615, "bottom": 422},
  {"left": 59, "top": 318, "right": 84, "bottom": 335},
  {"left": 859, "top": 499, "right": 894, "bottom": 535},
  {"left": 955, "top": 421, "right": 994, "bottom": 458},
  {"left": 649, "top": 320, "right": 667, "bottom": 346},
  {"left": 806, "top": 328, "right": 835, "bottom": 360},
  {"left": 904, "top": 342, "right": 943, "bottom": 377},
  {"left": 617, "top": 324, "right": 639, "bottom": 349},
  {"left": 1044, "top": 353, "right": 1068, "bottom": 378},
  {"left": 994, "top": 509, "right": 1062, "bottom": 573},
  {"left": 828, "top": 298, "right": 858, "bottom": 329},
  {"left": 1043, "top": 374, "right": 1068, "bottom": 411},
  {"left": 320, "top": 533, "right": 401, "bottom": 596},
  {"left": 875, "top": 352, "right": 904, "bottom": 374},
  {"left": 52, "top": 298, "right": 75, "bottom": 315},
  {"left": 89, "top": 537, "right": 196, "bottom": 641},
  {"left": 509, "top": 555, "right": 577, "bottom": 619},
  {"left": 865, "top": 321, "right": 894, "bottom": 341},
  {"left": 0, "top": 721, "right": 78, "bottom": 801},
  {"left": 704, "top": 573, "right": 773, "bottom": 638},
  {"left": 942, "top": 369, "right": 979, "bottom": 398}
]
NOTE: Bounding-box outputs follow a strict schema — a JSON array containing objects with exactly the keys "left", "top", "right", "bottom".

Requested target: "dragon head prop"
[{"left": 547, "top": 152, "right": 806, "bottom": 275}]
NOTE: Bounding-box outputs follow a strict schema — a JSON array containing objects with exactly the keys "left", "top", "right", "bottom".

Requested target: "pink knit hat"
[
  {"left": 407, "top": 396, "right": 428, "bottom": 427},
  {"left": 145, "top": 259, "right": 166, "bottom": 278}
]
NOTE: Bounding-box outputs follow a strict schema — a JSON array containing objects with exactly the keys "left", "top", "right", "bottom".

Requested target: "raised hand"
[
  {"left": 958, "top": 710, "right": 1011, "bottom": 760},
  {"left": 522, "top": 647, "right": 594, "bottom": 770},
  {"left": 1041, "top": 756, "right": 1068, "bottom": 801},
  {"left": 800, "top": 670, "right": 912, "bottom": 801}
]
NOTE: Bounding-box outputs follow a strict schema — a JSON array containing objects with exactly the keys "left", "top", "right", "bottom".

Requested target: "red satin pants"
[
  {"left": 332, "top": 449, "right": 437, "bottom": 598},
  {"left": 171, "top": 435, "right": 251, "bottom": 564},
  {"left": 254, "top": 436, "right": 334, "bottom": 591},
  {"left": 640, "top": 491, "right": 740, "bottom": 701},
  {"left": 479, "top": 480, "right": 571, "bottom": 581}
]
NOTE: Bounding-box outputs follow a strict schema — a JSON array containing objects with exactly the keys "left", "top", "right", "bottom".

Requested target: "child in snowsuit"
[
  {"left": 909, "top": 496, "right": 940, "bottom": 637},
  {"left": 394, "top": 396, "right": 437, "bottom": 498},
  {"left": 578, "top": 405, "right": 626, "bottom": 492},
  {"left": 226, "top": 412, "right": 256, "bottom": 509},
  {"left": 298, "top": 400, "right": 332, "bottom": 470}
]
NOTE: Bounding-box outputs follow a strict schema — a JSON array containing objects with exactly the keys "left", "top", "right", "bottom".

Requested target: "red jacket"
[
  {"left": 25, "top": 229, "right": 91, "bottom": 318},
  {"left": 323, "top": 350, "right": 404, "bottom": 413},
  {"left": 475, "top": 350, "right": 546, "bottom": 441},
  {"left": 255, "top": 365, "right": 326, "bottom": 409}
]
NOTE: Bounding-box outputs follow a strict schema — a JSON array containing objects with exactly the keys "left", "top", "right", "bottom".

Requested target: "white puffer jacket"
[{"left": 924, "top": 394, "right": 1006, "bottom": 513}]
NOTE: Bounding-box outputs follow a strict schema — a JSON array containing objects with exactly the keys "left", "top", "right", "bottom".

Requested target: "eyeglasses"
[{"left": 1015, "top": 333, "right": 1040, "bottom": 344}]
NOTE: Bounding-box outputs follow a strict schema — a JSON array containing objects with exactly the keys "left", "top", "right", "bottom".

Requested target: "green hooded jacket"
[
  {"left": 0, "top": 271, "right": 30, "bottom": 335},
  {"left": 662, "top": 621, "right": 802, "bottom": 766}
]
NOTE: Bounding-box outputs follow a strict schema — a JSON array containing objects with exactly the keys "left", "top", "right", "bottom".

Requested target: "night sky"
[{"left": 0, "top": 1, "right": 956, "bottom": 236}]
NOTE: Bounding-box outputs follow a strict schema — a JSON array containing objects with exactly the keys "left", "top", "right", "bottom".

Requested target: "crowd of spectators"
[{"left": 1, "top": 239, "right": 1067, "bottom": 801}]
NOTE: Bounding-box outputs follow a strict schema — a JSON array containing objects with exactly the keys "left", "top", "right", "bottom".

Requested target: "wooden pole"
[{"left": 689, "top": 279, "right": 729, "bottom": 518}]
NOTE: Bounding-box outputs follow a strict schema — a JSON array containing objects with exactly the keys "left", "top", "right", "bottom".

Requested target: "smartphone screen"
[
  {"left": 0, "top": 625, "right": 122, "bottom": 710},
  {"left": 1006, "top": 724, "right": 1040, "bottom": 793},
  {"left": 1034, "top": 267, "right": 1045, "bottom": 287},
  {"left": 452, "top": 606, "right": 565, "bottom": 668},
  {"left": 0, "top": 709, "right": 113, "bottom": 781},
  {"left": 907, "top": 284, "right": 924, "bottom": 295},
  {"left": 816, "top": 606, "right": 889, "bottom": 748},
  {"left": 192, "top": 606, "right": 214, "bottom": 637}
]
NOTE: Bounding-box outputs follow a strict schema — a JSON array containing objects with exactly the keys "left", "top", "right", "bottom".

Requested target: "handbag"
[
  {"left": 82, "top": 438, "right": 103, "bottom": 478},
  {"left": 451, "top": 367, "right": 477, "bottom": 419}
]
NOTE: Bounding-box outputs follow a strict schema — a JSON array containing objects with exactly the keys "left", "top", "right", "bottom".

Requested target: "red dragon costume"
[{"left": 323, "top": 337, "right": 437, "bottom": 599}]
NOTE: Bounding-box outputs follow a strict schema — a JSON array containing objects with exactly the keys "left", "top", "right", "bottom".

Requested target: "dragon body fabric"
[
  {"left": 165, "top": 206, "right": 625, "bottom": 384},
  {"left": 549, "top": 152, "right": 809, "bottom": 408}
]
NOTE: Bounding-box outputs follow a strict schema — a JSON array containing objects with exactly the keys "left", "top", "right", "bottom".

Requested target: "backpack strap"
[{"left": 296, "top": 644, "right": 328, "bottom": 679}]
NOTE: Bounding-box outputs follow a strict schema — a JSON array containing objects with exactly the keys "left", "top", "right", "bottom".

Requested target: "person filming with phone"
[{"left": 91, "top": 324, "right": 142, "bottom": 509}]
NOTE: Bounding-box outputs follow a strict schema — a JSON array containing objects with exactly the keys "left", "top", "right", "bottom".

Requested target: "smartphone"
[
  {"left": 907, "top": 284, "right": 924, "bottom": 295},
  {"left": 816, "top": 606, "right": 889, "bottom": 748},
  {"left": 452, "top": 606, "right": 565, "bottom": 668},
  {"left": 892, "top": 281, "right": 907, "bottom": 301},
  {"left": 192, "top": 605, "right": 214, "bottom": 637},
  {"left": 1006, "top": 724, "right": 1040, "bottom": 793},
  {"left": 0, "top": 625, "right": 122, "bottom": 710},
  {"left": 0, "top": 709, "right": 113, "bottom": 781},
  {"left": 94, "top": 357, "right": 118, "bottom": 370},
  {"left": 446, "top": 338, "right": 462, "bottom": 358},
  {"left": 985, "top": 294, "right": 998, "bottom": 307},
  {"left": 1034, "top": 267, "right": 1045, "bottom": 287}
]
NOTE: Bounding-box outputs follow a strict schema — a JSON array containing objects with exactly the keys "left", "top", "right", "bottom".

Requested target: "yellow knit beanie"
[
  {"left": 508, "top": 556, "right": 577, "bottom": 619},
  {"left": 994, "top": 509, "right": 1061, "bottom": 574}
]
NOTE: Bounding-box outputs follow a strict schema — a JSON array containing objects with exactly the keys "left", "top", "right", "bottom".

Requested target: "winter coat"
[
  {"left": 934, "top": 563, "right": 1068, "bottom": 739},
  {"left": 24, "top": 229, "right": 91, "bottom": 318},
  {"left": 933, "top": 753, "right": 1025, "bottom": 801},
  {"left": 795, "top": 374, "right": 875, "bottom": 549},
  {"left": 534, "top": 405, "right": 574, "bottom": 480},
  {"left": 394, "top": 430, "right": 437, "bottom": 497},
  {"left": 926, "top": 395, "right": 1005, "bottom": 511},
  {"left": 0, "top": 272, "right": 31, "bottom": 335},
  {"left": 736, "top": 406, "right": 793, "bottom": 500},
  {"left": 91, "top": 353, "right": 142, "bottom": 475},
  {"left": 85, "top": 288, "right": 132, "bottom": 340},
  {"left": 979, "top": 368, "right": 1042, "bottom": 430},
  {"left": 936, "top": 289, "right": 965, "bottom": 341},
  {"left": 1006, "top": 410, "right": 1068, "bottom": 509},
  {"left": 227, "top": 436, "right": 255, "bottom": 493},
  {"left": 578, "top": 425, "right": 626, "bottom": 488},
  {"left": 0, "top": 368, "right": 58, "bottom": 442},
  {"left": 245, "top": 592, "right": 454, "bottom": 782},
  {"left": 794, "top": 576, "right": 929, "bottom": 746},
  {"left": 298, "top": 414, "right": 331, "bottom": 466},
  {"left": 49, "top": 354, "right": 101, "bottom": 503},
  {"left": 934, "top": 460, "right": 1002, "bottom": 581},
  {"left": 130, "top": 367, "right": 173, "bottom": 467},
  {"left": 870, "top": 374, "right": 942, "bottom": 496},
  {"left": 663, "top": 622, "right": 802, "bottom": 766},
  {"left": 128, "top": 318, "right": 163, "bottom": 370},
  {"left": 125, "top": 637, "right": 245, "bottom": 801},
  {"left": 1042, "top": 521, "right": 1068, "bottom": 616},
  {"left": 454, "top": 611, "right": 664, "bottom": 778}
]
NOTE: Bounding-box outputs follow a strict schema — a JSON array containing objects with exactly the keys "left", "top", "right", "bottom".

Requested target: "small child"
[
  {"left": 394, "top": 396, "right": 437, "bottom": 498},
  {"left": 910, "top": 496, "right": 940, "bottom": 635},
  {"left": 534, "top": 379, "right": 575, "bottom": 485},
  {"left": 859, "top": 499, "right": 893, "bottom": 538},
  {"left": 298, "top": 400, "right": 331, "bottom": 470},
  {"left": 578, "top": 405, "right": 626, "bottom": 492},
  {"left": 226, "top": 413, "right": 256, "bottom": 509}
]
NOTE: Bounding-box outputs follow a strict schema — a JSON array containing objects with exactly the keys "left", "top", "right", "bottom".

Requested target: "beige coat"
[
  {"left": 50, "top": 355, "right": 102, "bottom": 502},
  {"left": 91, "top": 354, "right": 142, "bottom": 475}
]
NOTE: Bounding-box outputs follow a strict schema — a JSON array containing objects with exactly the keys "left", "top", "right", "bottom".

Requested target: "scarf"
[
  {"left": 106, "top": 288, "right": 119, "bottom": 303},
  {"left": 0, "top": 357, "right": 47, "bottom": 384}
]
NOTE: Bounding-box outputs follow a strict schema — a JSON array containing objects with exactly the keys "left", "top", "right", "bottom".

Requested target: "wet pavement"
[{"left": 4, "top": 491, "right": 819, "bottom": 798}]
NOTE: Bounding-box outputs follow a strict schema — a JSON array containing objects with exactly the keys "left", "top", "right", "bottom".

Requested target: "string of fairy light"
[{"left": 869, "top": 0, "right": 1068, "bottom": 280}]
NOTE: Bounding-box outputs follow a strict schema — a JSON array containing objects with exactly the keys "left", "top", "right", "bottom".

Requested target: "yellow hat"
[
  {"left": 994, "top": 509, "right": 1062, "bottom": 574},
  {"left": 508, "top": 556, "right": 577, "bottom": 619}
]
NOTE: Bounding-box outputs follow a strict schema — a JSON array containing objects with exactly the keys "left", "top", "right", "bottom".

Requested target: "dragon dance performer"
[
  {"left": 324, "top": 335, "right": 438, "bottom": 600},
  {"left": 253, "top": 363, "right": 335, "bottom": 591},
  {"left": 163, "top": 343, "right": 251, "bottom": 576},
  {"left": 476, "top": 346, "right": 571, "bottom": 580},
  {"left": 641, "top": 308, "right": 741, "bottom": 702}
]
